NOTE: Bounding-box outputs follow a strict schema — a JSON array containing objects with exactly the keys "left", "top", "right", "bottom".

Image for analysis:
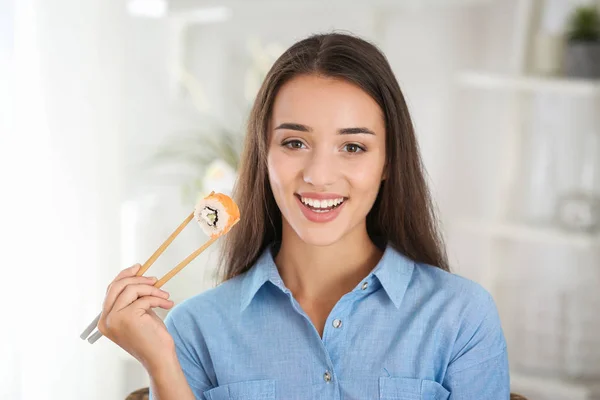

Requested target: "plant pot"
[{"left": 564, "top": 40, "right": 600, "bottom": 78}]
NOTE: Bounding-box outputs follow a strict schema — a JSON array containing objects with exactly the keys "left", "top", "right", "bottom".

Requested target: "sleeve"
[
  {"left": 149, "top": 305, "right": 215, "bottom": 400},
  {"left": 442, "top": 291, "right": 510, "bottom": 400}
]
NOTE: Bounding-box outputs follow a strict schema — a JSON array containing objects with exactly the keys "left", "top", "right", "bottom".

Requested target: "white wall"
[
  {"left": 4, "top": 0, "right": 131, "bottom": 399},
  {"left": 6, "top": 0, "right": 599, "bottom": 398},
  {"left": 0, "top": 0, "right": 19, "bottom": 398}
]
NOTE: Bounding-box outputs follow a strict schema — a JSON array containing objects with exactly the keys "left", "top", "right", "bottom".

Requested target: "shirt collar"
[
  {"left": 240, "top": 242, "right": 415, "bottom": 312},
  {"left": 239, "top": 245, "right": 284, "bottom": 312},
  {"left": 369, "top": 243, "right": 415, "bottom": 309}
]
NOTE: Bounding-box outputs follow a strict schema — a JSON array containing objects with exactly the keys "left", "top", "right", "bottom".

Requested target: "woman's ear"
[{"left": 381, "top": 164, "right": 388, "bottom": 181}]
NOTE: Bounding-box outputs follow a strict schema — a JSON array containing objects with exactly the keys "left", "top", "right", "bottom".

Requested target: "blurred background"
[{"left": 1, "top": 0, "right": 600, "bottom": 399}]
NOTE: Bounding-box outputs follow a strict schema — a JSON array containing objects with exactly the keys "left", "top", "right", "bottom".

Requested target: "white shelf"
[
  {"left": 450, "top": 218, "right": 600, "bottom": 248},
  {"left": 511, "top": 372, "right": 600, "bottom": 400},
  {"left": 457, "top": 71, "right": 600, "bottom": 96}
]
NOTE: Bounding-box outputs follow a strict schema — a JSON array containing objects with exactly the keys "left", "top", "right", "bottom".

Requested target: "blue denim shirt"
[{"left": 150, "top": 243, "right": 509, "bottom": 400}]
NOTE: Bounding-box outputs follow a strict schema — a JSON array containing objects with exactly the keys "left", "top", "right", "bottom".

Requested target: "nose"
[{"left": 302, "top": 148, "right": 337, "bottom": 187}]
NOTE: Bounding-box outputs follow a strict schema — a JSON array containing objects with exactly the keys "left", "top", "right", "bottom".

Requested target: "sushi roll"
[{"left": 194, "top": 191, "right": 240, "bottom": 238}]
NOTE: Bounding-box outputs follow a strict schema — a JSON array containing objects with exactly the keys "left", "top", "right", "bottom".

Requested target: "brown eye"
[
  {"left": 283, "top": 140, "right": 305, "bottom": 149},
  {"left": 344, "top": 143, "right": 364, "bottom": 153}
]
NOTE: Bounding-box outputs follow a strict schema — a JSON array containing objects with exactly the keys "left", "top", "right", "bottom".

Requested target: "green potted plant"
[
  {"left": 151, "top": 121, "right": 243, "bottom": 205},
  {"left": 564, "top": 5, "right": 600, "bottom": 78}
]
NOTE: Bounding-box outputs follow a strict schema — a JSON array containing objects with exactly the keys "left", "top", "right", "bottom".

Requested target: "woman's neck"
[{"left": 274, "top": 222, "right": 383, "bottom": 302}]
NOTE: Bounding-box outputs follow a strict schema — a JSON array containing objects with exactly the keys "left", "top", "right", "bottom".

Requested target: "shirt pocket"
[
  {"left": 203, "top": 379, "right": 276, "bottom": 400},
  {"left": 379, "top": 377, "right": 450, "bottom": 400}
]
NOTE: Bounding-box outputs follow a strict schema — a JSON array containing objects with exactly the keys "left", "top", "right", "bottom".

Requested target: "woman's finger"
[
  {"left": 112, "top": 284, "right": 170, "bottom": 312},
  {"left": 106, "top": 264, "right": 142, "bottom": 293},
  {"left": 103, "top": 276, "right": 159, "bottom": 315},
  {"left": 131, "top": 296, "right": 175, "bottom": 312}
]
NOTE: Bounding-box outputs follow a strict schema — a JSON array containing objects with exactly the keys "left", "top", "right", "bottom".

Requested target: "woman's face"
[{"left": 267, "top": 74, "right": 386, "bottom": 246}]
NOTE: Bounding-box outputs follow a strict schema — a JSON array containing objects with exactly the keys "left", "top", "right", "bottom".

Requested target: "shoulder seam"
[
  {"left": 447, "top": 291, "right": 496, "bottom": 365},
  {"left": 446, "top": 346, "right": 507, "bottom": 376}
]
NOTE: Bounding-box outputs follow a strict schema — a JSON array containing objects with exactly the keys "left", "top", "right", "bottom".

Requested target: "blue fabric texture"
[{"left": 149, "top": 243, "right": 509, "bottom": 399}]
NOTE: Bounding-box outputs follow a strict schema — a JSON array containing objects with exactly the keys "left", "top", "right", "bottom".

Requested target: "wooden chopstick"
[
  {"left": 80, "top": 212, "right": 194, "bottom": 342},
  {"left": 85, "top": 218, "right": 239, "bottom": 344},
  {"left": 86, "top": 234, "right": 222, "bottom": 344},
  {"left": 136, "top": 211, "right": 195, "bottom": 276},
  {"left": 79, "top": 313, "right": 101, "bottom": 340},
  {"left": 154, "top": 236, "right": 218, "bottom": 288},
  {"left": 86, "top": 329, "right": 103, "bottom": 344},
  {"left": 151, "top": 218, "right": 238, "bottom": 289}
]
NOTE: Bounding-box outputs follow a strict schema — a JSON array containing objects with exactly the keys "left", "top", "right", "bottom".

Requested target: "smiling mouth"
[{"left": 294, "top": 194, "right": 347, "bottom": 213}]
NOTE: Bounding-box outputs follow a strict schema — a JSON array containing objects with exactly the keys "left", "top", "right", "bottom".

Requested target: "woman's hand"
[{"left": 97, "top": 264, "right": 175, "bottom": 371}]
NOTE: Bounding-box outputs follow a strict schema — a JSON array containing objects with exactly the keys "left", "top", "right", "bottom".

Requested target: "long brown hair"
[{"left": 218, "top": 32, "right": 449, "bottom": 281}]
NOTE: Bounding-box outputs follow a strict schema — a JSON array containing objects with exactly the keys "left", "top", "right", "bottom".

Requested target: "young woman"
[{"left": 99, "top": 32, "right": 510, "bottom": 399}]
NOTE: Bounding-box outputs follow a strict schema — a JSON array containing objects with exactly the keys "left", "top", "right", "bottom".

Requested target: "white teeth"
[
  {"left": 300, "top": 197, "right": 344, "bottom": 208},
  {"left": 300, "top": 196, "right": 345, "bottom": 208}
]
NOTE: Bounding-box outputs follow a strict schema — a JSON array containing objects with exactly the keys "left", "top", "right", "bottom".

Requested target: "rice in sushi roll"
[{"left": 194, "top": 191, "right": 240, "bottom": 238}]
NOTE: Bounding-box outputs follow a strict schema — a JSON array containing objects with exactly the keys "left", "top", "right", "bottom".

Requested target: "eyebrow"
[
  {"left": 339, "top": 127, "right": 375, "bottom": 135},
  {"left": 274, "top": 123, "right": 375, "bottom": 135},
  {"left": 274, "top": 123, "right": 311, "bottom": 132}
]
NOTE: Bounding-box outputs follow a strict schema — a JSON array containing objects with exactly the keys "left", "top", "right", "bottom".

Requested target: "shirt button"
[
  {"left": 323, "top": 371, "right": 332, "bottom": 383},
  {"left": 361, "top": 281, "right": 368, "bottom": 290},
  {"left": 332, "top": 319, "right": 342, "bottom": 328}
]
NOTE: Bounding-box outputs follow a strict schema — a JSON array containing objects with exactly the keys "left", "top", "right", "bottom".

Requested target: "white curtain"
[{"left": 1, "top": 0, "right": 133, "bottom": 399}]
